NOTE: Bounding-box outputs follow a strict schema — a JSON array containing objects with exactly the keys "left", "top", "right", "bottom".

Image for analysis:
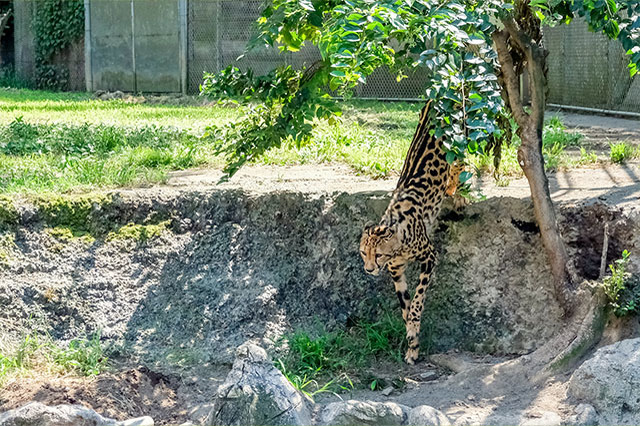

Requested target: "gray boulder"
[
  {"left": 0, "top": 402, "right": 153, "bottom": 426},
  {"left": 564, "top": 404, "right": 598, "bottom": 426},
  {"left": 319, "top": 400, "right": 408, "bottom": 426},
  {"left": 406, "top": 406, "right": 450, "bottom": 426},
  {"left": 205, "top": 342, "right": 312, "bottom": 426},
  {"left": 568, "top": 338, "right": 640, "bottom": 416}
]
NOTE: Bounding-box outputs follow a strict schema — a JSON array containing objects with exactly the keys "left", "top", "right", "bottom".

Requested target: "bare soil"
[
  {"left": 2, "top": 110, "right": 640, "bottom": 425},
  {"left": 0, "top": 368, "right": 186, "bottom": 425}
]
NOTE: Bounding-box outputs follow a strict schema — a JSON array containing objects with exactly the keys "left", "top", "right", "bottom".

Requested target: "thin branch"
[
  {"left": 492, "top": 30, "right": 528, "bottom": 126},
  {"left": 501, "top": 16, "right": 533, "bottom": 57},
  {"left": 0, "top": 9, "right": 11, "bottom": 38},
  {"left": 501, "top": 16, "right": 547, "bottom": 128},
  {"left": 599, "top": 223, "right": 610, "bottom": 279}
]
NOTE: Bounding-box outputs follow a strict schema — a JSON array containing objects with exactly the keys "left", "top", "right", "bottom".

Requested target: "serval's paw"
[{"left": 404, "top": 348, "right": 419, "bottom": 365}]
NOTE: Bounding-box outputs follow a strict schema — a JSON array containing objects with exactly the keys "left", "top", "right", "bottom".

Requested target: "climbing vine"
[{"left": 33, "top": 0, "right": 84, "bottom": 90}]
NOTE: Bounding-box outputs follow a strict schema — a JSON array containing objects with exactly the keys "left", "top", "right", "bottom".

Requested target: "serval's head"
[{"left": 359, "top": 222, "right": 398, "bottom": 276}]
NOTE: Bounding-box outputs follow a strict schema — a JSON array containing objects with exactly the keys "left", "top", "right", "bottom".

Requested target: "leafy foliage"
[
  {"left": 203, "top": 0, "right": 640, "bottom": 179},
  {"left": 603, "top": 250, "right": 638, "bottom": 317},
  {"left": 201, "top": 65, "right": 340, "bottom": 179},
  {"left": 33, "top": 0, "right": 84, "bottom": 90}
]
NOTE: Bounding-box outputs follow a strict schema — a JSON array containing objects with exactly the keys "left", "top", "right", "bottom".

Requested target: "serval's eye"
[{"left": 376, "top": 253, "right": 384, "bottom": 259}]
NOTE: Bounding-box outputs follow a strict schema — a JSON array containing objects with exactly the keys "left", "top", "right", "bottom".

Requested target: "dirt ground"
[{"left": 2, "top": 110, "right": 640, "bottom": 425}]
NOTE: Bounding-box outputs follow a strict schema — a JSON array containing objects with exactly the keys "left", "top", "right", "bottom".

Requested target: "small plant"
[
  {"left": 0, "top": 330, "right": 107, "bottom": 385},
  {"left": 578, "top": 147, "right": 598, "bottom": 165},
  {"left": 53, "top": 332, "right": 107, "bottom": 376},
  {"left": 609, "top": 142, "right": 637, "bottom": 164},
  {"left": 275, "top": 313, "right": 406, "bottom": 395},
  {"left": 603, "top": 250, "right": 631, "bottom": 315}
]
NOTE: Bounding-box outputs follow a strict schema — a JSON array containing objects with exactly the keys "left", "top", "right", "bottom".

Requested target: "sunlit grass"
[{"left": 0, "top": 88, "right": 593, "bottom": 193}]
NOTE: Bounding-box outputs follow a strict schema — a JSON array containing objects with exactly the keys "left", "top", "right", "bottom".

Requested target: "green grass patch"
[
  {"left": 275, "top": 313, "right": 407, "bottom": 398},
  {"left": 469, "top": 115, "right": 588, "bottom": 178},
  {"left": 0, "top": 330, "right": 107, "bottom": 386},
  {"left": 609, "top": 142, "right": 639, "bottom": 164},
  {"left": 1, "top": 89, "right": 596, "bottom": 193}
]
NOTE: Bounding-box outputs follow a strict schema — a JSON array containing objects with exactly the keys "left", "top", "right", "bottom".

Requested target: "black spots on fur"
[
  {"left": 511, "top": 218, "right": 539, "bottom": 234},
  {"left": 429, "top": 168, "right": 439, "bottom": 177},
  {"left": 417, "top": 287, "right": 424, "bottom": 294},
  {"left": 425, "top": 152, "right": 434, "bottom": 162},
  {"left": 397, "top": 291, "right": 406, "bottom": 309}
]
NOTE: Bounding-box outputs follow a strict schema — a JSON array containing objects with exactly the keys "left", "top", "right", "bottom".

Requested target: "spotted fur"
[{"left": 359, "top": 101, "right": 461, "bottom": 364}]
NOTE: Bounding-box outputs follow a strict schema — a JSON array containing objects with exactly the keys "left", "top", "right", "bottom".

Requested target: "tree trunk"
[
  {"left": 493, "top": 16, "right": 576, "bottom": 315},
  {"left": 519, "top": 124, "right": 574, "bottom": 311}
]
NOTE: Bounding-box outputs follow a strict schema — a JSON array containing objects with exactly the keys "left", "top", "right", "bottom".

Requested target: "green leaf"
[
  {"left": 299, "top": 0, "right": 315, "bottom": 11},
  {"left": 459, "top": 171, "right": 473, "bottom": 183}
]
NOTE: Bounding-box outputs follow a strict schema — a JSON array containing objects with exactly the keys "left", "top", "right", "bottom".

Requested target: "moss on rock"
[{"left": 106, "top": 221, "right": 170, "bottom": 242}]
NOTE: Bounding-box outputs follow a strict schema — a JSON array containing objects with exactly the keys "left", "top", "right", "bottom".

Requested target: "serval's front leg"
[
  {"left": 405, "top": 248, "right": 436, "bottom": 365},
  {"left": 387, "top": 260, "right": 410, "bottom": 323}
]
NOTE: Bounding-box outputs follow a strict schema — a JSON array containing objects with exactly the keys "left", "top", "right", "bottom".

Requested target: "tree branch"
[
  {"left": 501, "top": 16, "right": 546, "bottom": 129},
  {"left": 492, "top": 29, "right": 528, "bottom": 126},
  {"left": 0, "top": 9, "right": 11, "bottom": 39}
]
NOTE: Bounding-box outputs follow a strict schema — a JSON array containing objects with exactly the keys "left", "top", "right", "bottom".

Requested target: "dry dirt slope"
[{"left": 0, "top": 161, "right": 639, "bottom": 425}]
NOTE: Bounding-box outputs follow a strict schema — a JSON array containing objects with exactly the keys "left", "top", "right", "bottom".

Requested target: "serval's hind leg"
[
  {"left": 388, "top": 260, "right": 410, "bottom": 323},
  {"left": 405, "top": 248, "right": 436, "bottom": 365}
]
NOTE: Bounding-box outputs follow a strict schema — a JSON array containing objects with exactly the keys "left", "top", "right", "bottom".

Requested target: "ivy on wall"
[{"left": 33, "top": 0, "right": 84, "bottom": 90}]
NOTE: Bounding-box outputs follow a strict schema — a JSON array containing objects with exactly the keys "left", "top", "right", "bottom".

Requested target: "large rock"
[
  {"left": 319, "top": 400, "right": 408, "bottom": 426},
  {"left": 564, "top": 404, "right": 599, "bottom": 426},
  {"left": 406, "top": 406, "right": 450, "bottom": 426},
  {"left": 205, "top": 342, "right": 312, "bottom": 426},
  {"left": 568, "top": 338, "right": 640, "bottom": 416},
  {"left": 0, "top": 402, "right": 153, "bottom": 426}
]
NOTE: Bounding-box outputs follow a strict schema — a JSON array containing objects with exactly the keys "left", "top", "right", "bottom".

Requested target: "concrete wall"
[
  {"left": 12, "top": 0, "right": 35, "bottom": 82},
  {"left": 87, "top": 0, "right": 182, "bottom": 92}
]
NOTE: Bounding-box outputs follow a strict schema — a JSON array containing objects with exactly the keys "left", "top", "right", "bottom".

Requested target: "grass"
[
  {"left": 468, "top": 115, "right": 590, "bottom": 178},
  {"left": 609, "top": 142, "right": 639, "bottom": 164},
  {"left": 0, "top": 88, "right": 596, "bottom": 194},
  {"left": 0, "top": 330, "right": 107, "bottom": 386},
  {"left": 275, "top": 313, "right": 407, "bottom": 398}
]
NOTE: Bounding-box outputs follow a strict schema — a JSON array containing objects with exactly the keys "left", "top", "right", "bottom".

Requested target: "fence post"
[
  {"left": 179, "top": 0, "right": 187, "bottom": 94},
  {"left": 84, "top": 0, "right": 92, "bottom": 92}
]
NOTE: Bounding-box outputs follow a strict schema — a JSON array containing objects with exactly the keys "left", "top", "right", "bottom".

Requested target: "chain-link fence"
[
  {"left": 9, "top": 0, "right": 639, "bottom": 113},
  {"left": 544, "top": 18, "right": 640, "bottom": 113},
  {"left": 186, "top": 0, "right": 427, "bottom": 98}
]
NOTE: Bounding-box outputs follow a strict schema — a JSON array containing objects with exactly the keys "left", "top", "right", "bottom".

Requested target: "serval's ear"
[{"left": 363, "top": 221, "right": 376, "bottom": 233}]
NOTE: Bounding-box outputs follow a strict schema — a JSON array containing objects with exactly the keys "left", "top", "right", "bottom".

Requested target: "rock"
[
  {"left": 189, "top": 404, "right": 215, "bottom": 424},
  {"left": 0, "top": 402, "right": 153, "bottom": 426},
  {"left": 118, "top": 417, "right": 154, "bottom": 426},
  {"left": 519, "top": 411, "right": 562, "bottom": 426},
  {"left": 565, "top": 404, "right": 598, "bottom": 426},
  {"left": 568, "top": 338, "right": 640, "bottom": 416},
  {"left": 205, "top": 342, "right": 312, "bottom": 426},
  {"left": 419, "top": 371, "right": 437, "bottom": 381},
  {"left": 319, "top": 400, "right": 408, "bottom": 425},
  {"left": 407, "top": 406, "right": 451, "bottom": 426},
  {"left": 381, "top": 387, "right": 394, "bottom": 396}
]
